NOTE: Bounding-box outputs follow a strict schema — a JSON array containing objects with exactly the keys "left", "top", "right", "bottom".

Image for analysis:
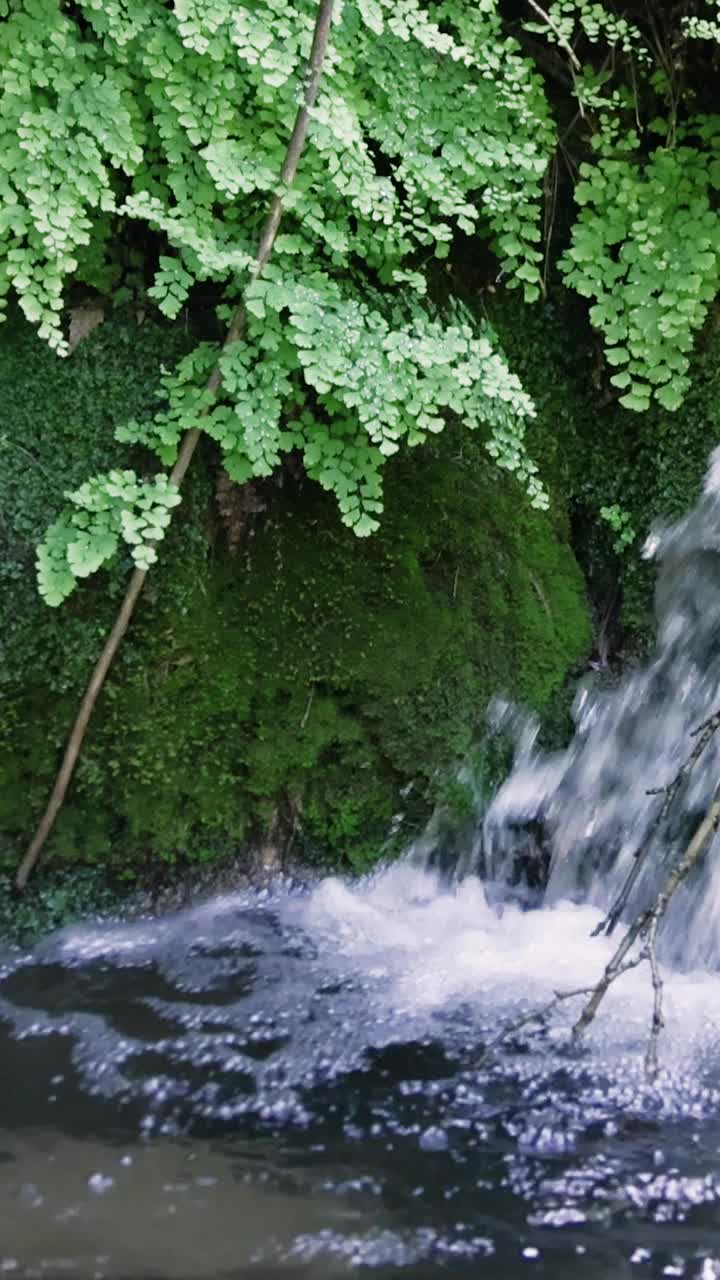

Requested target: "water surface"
[{"left": 2, "top": 864, "right": 720, "bottom": 1279}]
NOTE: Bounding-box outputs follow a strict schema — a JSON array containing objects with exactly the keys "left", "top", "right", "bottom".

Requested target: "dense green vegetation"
[
  {"left": 0, "top": 309, "right": 588, "bottom": 876},
  {"left": 3, "top": 0, "right": 720, "bottom": 895}
]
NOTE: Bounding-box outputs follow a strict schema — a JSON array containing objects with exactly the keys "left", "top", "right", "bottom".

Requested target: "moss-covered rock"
[{"left": 0, "top": 312, "right": 590, "bottom": 879}]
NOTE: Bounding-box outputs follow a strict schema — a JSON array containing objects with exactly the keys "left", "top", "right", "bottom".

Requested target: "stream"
[
  {"left": 8, "top": 454, "right": 720, "bottom": 1278},
  {"left": 2, "top": 865, "right": 720, "bottom": 1279}
]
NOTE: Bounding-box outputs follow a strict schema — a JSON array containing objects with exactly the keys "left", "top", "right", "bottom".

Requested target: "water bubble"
[
  {"left": 17, "top": 1183, "right": 43, "bottom": 1209},
  {"left": 88, "top": 1173, "right": 114, "bottom": 1196},
  {"left": 419, "top": 1126, "right": 449, "bottom": 1152}
]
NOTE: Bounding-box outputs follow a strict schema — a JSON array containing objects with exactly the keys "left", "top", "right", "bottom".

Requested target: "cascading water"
[
  {"left": 6, "top": 456, "right": 720, "bottom": 1277},
  {"left": 484, "top": 445, "right": 720, "bottom": 969}
]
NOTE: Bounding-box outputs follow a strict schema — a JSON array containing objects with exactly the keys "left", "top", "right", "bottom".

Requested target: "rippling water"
[{"left": 3, "top": 863, "right": 720, "bottom": 1279}]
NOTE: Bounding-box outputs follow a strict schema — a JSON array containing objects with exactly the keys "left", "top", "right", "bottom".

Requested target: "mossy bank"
[{"left": 0, "top": 308, "right": 591, "bottom": 888}]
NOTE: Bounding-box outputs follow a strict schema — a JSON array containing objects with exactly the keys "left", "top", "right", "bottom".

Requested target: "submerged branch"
[
  {"left": 487, "top": 766, "right": 720, "bottom": 1079},
  {"left": 645, "top": 918, "right": 663, "bottom": 1080}
]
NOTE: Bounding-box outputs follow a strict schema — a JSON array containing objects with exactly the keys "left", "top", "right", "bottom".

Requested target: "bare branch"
[
  {"left": 483, "top": 719, "right": 720, "bottom": 1080},
  {"left": 572, "top": 920, "right": 647, "bottom": 1037},
  {"left": 575, "top": 792, "right": 720, "bottom": 1066},
  {"left": 644, "top": 918, "right": 664, "bottom": 1080},
  {"left": 480, "top": 986, "right": 595, "bottom": 1061},
  {"left": 484, "top": 953, "right": 646, "bottom": 1062},
  {"left": 594, "top": 707, "right": 720, "bottom": 937}
]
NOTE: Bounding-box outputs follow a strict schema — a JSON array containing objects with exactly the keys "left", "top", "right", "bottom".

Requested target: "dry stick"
[
  {"left": 573, "top": 791, "right": 720, "bottom": 1048},
  {"left": 15, "top": 0, "right": 337, "bottom": 891},
  {"left": 594, "top": 706, "right": 720, "bottom": 937},
  {"left": 482, "top": 953, "right": 647, "bottom": 1064},
  {"left": 575, "top": 909, "right": 654, "bottom": 1035},
  {"left": 480, "top": 987, "right": 596, "bottom": 1064},
  {"left": 644, "top": 917, "right": 663, "bottom": 1080},
  {"left": 486, "top": 759, "right": 720, "bottom": 1077},
  {"left": 525, "top": 0, "right": 585, "bottom": 118}
]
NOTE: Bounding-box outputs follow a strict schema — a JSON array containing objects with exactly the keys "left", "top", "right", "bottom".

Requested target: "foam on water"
[{"left": 3, "top": 860, "right": 720, "bottom": 1126}]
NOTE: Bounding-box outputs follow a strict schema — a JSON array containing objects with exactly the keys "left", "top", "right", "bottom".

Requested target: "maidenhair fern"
[
  {"left": 561, "top": 120, "right": 720, "bottom": 412},
  {"left": 37, "top": 472, "right": 181, "bottom": 606},
  {"left": 2, "top": 0, "right": 556, "bottom": 604},
  {"left": 9, "top": 0, "right": 720, "bottom": 605}
]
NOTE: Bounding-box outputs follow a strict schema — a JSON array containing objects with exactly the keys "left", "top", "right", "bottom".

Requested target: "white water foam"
[
  {"left": 5, "top": 865, "right": 720, "bottom": 1278},
  {"left": 484, "top": 447, "right": 720, "bottom": 970},
  {"left": 293, "top": 862, "right": 720, "bottom": 1074},
  {"left": 8, "top": 860, "right": 716, "bottom": 1120}
]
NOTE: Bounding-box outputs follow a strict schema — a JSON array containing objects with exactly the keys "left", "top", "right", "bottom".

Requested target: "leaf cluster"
[
  {"left": 0, "top": 0, "right": 556, "bottom": 602},
  {"left": 37, "top": 470, "right": 181, "bottom": 605},
  {"left": 561, "top": 120, "right": 720, "bottom": 412},
  {"left": 9, "top": 0, "right": 720, "bottom": 609}
]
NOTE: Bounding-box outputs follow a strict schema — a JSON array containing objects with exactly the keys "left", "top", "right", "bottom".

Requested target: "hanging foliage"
[
  {"left": 3, "top": 0, "right": 720, "bottom": 604},
  {"left": 0, "top": 0, "right": 558, "bottom": 605}
]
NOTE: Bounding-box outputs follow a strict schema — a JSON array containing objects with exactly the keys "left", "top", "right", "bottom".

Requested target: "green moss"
[{"left": 0, "top": 313, "right": 590, "bottom": 878}]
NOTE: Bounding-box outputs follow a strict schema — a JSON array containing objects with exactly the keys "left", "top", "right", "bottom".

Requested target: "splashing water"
[
  {"left": 485, "top": 445, "right": 720, "bottom": 969},
  {"left": 3, "top": 866, "right": 720, "bottom": 1278},
  {"left": 6, "top": 456, "right": 720, "bottom": 1276}
]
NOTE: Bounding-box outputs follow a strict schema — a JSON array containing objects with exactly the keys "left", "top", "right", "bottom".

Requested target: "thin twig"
[
  {"left": 483, "top": 951, "right": 648, "bottom": 1062},
  {"left": 542, "top": 152, "right": 558, "bottom": 294},
  {"left": 484, "top": 719, "right": 720, "bottom": 1080},
  {"left": 300, "top": 686, "right": 315, "bottom": 730},
  {"left": 16, "top": 0, "right": 338, "bottom": 890},
  {"left": 0, "top": 435, "right": 54, "bottom": 483},
  {"left": 480, "top": 985, "right": 596, "bottom": 1062},
  {"left": 575, "top": 792, "right": 720, "bottom": 1056},
  {"left": 526, "top": 0, "right": 581, "bottom": 68},
  {"left": 571, "top": 937, "right": 648, "bottom": 1038},
  {"left": 525, "top": 0, "right": 585, "bottom": 118},
  {"left": 593, "top": 707, "right": 720, "bottom": 937}
]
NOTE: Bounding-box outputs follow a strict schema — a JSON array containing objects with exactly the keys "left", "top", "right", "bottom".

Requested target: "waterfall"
[{"left": 483, "top": 447, "right": 720, "bottom": 969}]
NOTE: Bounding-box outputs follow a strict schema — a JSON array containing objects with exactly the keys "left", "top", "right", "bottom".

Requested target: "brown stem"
[{"left": 16, "top": 0, "right": 337, "bottom": 890}]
